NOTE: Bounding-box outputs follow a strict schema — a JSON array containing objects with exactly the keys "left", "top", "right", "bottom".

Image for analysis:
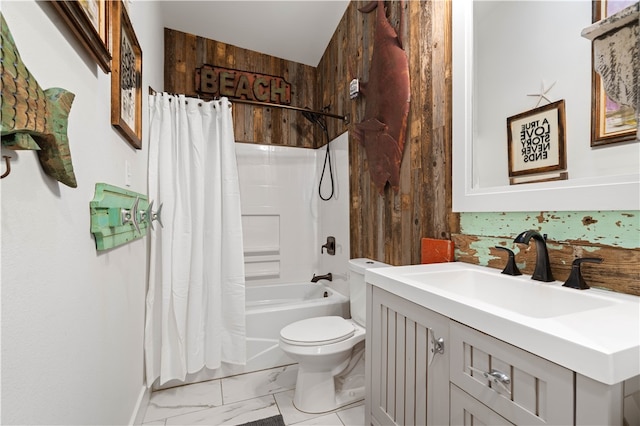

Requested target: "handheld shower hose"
[{"left": 302, "top": 110, "right": 334, "bottom": 201}]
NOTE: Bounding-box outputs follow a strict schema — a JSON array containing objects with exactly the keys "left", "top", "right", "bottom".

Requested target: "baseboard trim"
[{"left": 129, "top": 385, "right": 151, "bottom": 425}]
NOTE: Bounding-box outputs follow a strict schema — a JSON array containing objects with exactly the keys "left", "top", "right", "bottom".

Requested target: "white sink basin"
[
  {"left": 402, "top": 268, "right": 616, "bottom": 318},
  {"left": 366, "top": 262, "right": 640, "bottom": 385}
]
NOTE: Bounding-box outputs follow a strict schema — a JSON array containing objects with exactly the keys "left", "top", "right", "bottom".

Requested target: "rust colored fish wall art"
[
  {"left": 1, "top": 13, "right": 77, "bottom": 188},
  {"left": 354, "top": 0, "right": 410, "bottom": 194}
]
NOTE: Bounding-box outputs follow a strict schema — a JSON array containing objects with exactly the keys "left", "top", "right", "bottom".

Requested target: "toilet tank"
[{"left": 349, "top": 258, "right": 390, "bottom": 326}]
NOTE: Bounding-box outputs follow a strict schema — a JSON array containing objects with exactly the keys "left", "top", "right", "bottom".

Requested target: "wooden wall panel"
[
  {"left": 317, "top": 1, "right": 455, "bottom": 265},
  {"left": 453, "top": 234, "right": 640, "bottom": 296},
  {"left": 164, "top": 28, "right": 317, "bottom": 148},
  {"left": 454, "top": 211, "right": 640, "bottom": 295}
]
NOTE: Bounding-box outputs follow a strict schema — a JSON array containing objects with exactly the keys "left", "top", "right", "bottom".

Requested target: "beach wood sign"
[{"left": 195, "top": 65, "right": 292, "bottom": 105}]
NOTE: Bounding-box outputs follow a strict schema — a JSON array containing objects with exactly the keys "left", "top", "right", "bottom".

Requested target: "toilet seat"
[{"left": 280, "top": 316, "right": 355, "bottom": 346}]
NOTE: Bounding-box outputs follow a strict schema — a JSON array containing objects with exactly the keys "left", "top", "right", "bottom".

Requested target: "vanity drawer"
[
  {"left": 450, "top": 321, "right": 573, "bottom": 425},
  {"left": 451, "top": 384, "right": 514, "bottom": 425}
]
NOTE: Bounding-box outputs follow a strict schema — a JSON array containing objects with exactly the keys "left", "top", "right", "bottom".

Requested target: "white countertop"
[{"left": 366, "top": 262, "right": 640, "bottom": 385}]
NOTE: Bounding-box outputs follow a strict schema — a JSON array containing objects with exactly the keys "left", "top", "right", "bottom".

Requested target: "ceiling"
[{"left": 159, "top": 1, "right": 351, "bottom": 67}]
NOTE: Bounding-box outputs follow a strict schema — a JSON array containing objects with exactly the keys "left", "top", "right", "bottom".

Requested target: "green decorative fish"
[{"left": 1, "top": 12, "right": 77, "bottom": 188}]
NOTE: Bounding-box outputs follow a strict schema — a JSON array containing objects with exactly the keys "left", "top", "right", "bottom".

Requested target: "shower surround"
[{"left": 237, "top": 133, "right": 351, "bottom": 297}]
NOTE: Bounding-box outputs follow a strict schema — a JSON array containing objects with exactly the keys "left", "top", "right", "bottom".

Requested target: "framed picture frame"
[
  {"left": 590, "top": 0, "right": 637, "bottom": 146},
  {"left": 111, "top": 0, "right": 142, "bottom": 149},
  {"left": 50, "top": 1, "right": 111, "bottom": 73},
  {"left": 507, "top": 100, "right": 567, "bottom": 178},
  {"left": 510, "top": 172, "right": 568, "bottom": 186}
]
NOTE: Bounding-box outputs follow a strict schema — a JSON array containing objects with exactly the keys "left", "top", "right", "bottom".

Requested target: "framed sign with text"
[{"left": 507, "top": 100, "right": 567, "bottom": 179}]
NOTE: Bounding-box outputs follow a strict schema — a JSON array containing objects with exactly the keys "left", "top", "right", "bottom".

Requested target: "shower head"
[
  {"left": 302, "top": 109, "right": 320, "bottom": 124},
  {"left": 302, "top": 108, "right": 328, "bottom": 132}
]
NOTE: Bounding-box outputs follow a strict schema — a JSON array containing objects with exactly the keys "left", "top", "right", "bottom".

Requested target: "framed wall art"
[
  {"left": 590, "top": 0, "right": 637, "bottom": 146},
  {"left": 507, "top": 100, "right": 567, "bottom": 180},
  {"left": 509, "top": 172, "right": 568, "bottom": 186},
  {"left": 111, "top": 0, "right": 142, "bottom": 149},
  {"left": 50, "top": 0, "right": 111, "bottom": 73}
]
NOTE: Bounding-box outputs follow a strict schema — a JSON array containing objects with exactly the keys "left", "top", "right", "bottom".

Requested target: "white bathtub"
[
  {"left": 246, "top": 283, "right": 349, "bottom": 367},
  {"left": 155, "top": 282, "right": 349, "bottom": 390}
]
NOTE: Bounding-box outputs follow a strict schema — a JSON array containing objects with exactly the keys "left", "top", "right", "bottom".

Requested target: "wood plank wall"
[
  {"left": 452, "top": 211, "right": 640, "bottom": 296},
  {"left": 453, "top": 234, "right": 640, "bottom": 296},
  {"left": 317, "top": 0, "right": 456, "bottom": 265},
  {"left": 164, "top": 28, "right": 318, "bottom": 148}
]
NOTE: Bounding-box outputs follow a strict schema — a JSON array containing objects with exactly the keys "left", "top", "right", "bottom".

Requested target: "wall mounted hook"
[
  {"left": 1, "top": 155, "right": 12, "bottom": 179},
  {"left": 89, "top": 183, "right": 150, "bottom": 251},
  {"left": 147, "top": 200, "right": 164, "bottom": 229},
  {"left": 121, "top": 196, "right": 141, "bottom": 234}
]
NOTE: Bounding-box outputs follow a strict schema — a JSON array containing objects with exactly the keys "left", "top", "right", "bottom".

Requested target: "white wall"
[{"left": 1, "top": 1, "right": 164, "bottom": 424}]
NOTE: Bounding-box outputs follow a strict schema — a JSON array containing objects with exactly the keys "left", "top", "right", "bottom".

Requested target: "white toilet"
[{"left": 279, "top": 258, "right": 389, "bottom": 413}]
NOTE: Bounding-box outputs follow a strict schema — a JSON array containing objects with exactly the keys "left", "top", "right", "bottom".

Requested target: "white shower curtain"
[{"left": 145, "top": 93, "right": 246, "bottom": 386}]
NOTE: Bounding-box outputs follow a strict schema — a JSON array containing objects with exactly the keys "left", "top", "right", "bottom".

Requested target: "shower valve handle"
[{"left": 321, "top": 236, "right": 336, "bottom": 255}]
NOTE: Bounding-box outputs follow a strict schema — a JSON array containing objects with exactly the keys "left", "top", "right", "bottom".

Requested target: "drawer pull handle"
[{"left": 468, "top": 366, "right": 512, "bottom": 396}]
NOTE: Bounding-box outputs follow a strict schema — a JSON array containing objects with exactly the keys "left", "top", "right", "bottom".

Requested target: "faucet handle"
[
  {"left": 562, "top": 257, "right": 603, "bottom": 290},
  {"left": 494, "top": 246, "right": 522, "bottom": 276}
]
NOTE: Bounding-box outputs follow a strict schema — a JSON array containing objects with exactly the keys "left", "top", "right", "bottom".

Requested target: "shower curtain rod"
[{"left": 149, "top": 87, "right": 349, "bottom": 123}]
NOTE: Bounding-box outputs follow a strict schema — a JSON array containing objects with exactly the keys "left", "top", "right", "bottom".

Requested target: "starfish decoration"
[{"left": 527, "top": 80, "right": 556, "bottom": 108}]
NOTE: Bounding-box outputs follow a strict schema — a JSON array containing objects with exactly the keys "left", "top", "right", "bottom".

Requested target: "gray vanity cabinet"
[
  {"left": 365, "top": 286, "right": 450, "bottom": 426},
  {"left": 365, "top": 282, "right": 638, "bottom": 425},
  {"left": 365, "top": 284, "right": 571, "bottom": 426}
]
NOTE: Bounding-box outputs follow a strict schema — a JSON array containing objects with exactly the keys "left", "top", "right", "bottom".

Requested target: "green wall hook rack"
[{"left": 90, "top": 183, "right": 150, "bottom": 251}]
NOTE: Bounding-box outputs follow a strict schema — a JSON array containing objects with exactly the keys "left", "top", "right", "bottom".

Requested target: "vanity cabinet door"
[
  {"left": 450, "top": 321, "right": 573, "bottom": 425},
  {"left": 367, "top": 286, "right": 449, "bottom": 426}
]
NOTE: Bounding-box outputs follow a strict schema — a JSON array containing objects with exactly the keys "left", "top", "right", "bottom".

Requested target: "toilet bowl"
[{"left": 279, "top": 258, "right": 389, "bottom": 414}]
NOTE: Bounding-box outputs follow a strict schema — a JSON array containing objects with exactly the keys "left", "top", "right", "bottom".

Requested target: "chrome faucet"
[
  {"left": 311, "top": 273, "right": 332, "bottom": 283},
  {"left": 513, "top": 230, "right": 554, "bottom": 282}
]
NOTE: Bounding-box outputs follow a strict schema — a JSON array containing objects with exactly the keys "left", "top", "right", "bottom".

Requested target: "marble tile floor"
[{"left": 142, "top": 364, "right": 364, "bottom": 426}]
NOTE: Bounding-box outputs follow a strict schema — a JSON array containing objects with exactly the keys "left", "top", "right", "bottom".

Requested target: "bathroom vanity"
[{"left": 364, "top": 263, "right": 640, "bottom": 426}]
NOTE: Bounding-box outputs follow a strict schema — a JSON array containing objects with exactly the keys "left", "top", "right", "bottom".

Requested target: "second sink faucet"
[
  {"left": 311, "top": 273, "right": 333, "bottom": 283},
  {"left": 514, "top": 230, "right": 554, "bottom": 282}
]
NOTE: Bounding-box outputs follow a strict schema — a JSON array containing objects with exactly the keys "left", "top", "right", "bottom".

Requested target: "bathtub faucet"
[{"left": 311, "top": 273, "right": 333, "bottom": 283}]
